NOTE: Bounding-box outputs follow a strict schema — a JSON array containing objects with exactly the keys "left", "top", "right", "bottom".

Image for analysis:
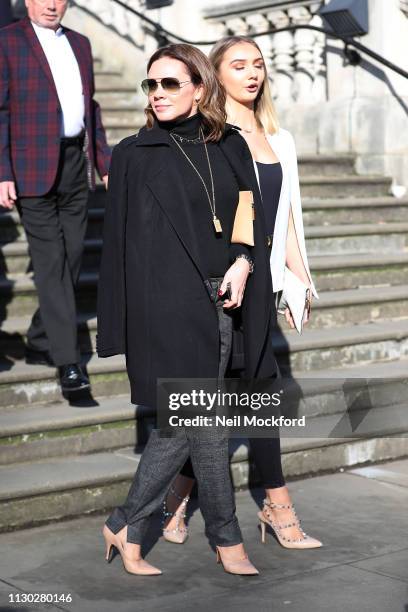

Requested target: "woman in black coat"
[
  {"left": 164, "top": 36, "right": 322, "bottom": 552},
  {"left": 97, "top": 44, "right": 278, "bottom": 576}
]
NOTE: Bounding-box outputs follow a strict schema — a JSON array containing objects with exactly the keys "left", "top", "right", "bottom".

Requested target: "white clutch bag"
[{"left": 277, "top": 266, "right": 311, "bottom": 334}]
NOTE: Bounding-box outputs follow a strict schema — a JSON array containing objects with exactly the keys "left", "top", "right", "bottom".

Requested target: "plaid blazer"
[{"left": 0, "top": 17, "right": 111, "bottom": 196}]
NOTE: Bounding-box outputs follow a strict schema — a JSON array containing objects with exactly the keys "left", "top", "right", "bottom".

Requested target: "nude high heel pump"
[
  {"left": 216, "top": 547, "right": 259, "bottom": 575},
  {"left": 162, "top": 486, "right": 190, "bottom": 544},
  {"left": 258, "top": 499, "right": 322, "bottom": 550},
  {"left": 103, "top": 524, "right": 162, "bottom": 576}
]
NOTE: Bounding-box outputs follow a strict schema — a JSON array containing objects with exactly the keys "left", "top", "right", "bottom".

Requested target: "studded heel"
[
  {"left": 162, "top": 486, "right": 190, "bottom": 544},
  {"left": 258, "top": 498, "right": 322, "bottom": 549}
]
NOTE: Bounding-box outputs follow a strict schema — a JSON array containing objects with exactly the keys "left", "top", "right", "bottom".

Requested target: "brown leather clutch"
[{"left": 231, "top": 190, "right": 255, "bottom": 246}]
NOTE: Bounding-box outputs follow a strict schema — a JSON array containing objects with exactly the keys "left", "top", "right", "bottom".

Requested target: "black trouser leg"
[
  {"left": 18, "top": 145, "right": 88, "bottom": 366},
  {"left": 248, "top": 436, "right": 286, "bottom": 489}
]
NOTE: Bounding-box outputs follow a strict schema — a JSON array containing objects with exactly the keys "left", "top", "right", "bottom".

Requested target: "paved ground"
[{"left": 1, "top": 458, "right": 408, "bottom": 612}]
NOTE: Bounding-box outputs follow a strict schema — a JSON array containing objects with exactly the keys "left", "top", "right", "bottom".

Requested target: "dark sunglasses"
[{"left": 141, "top": 77, "right": 192, "bottom": 95}]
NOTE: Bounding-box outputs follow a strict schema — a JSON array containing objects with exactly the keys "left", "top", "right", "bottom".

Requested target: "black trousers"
[{"left": 17, "top": 142, "right": 88, "bottom": 366}]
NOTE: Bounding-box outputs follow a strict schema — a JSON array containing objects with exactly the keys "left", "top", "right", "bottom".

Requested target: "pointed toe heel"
[
  {"left": 216, "top": 546, "right": 259, "bottom": 576},
  {"left": 258, "top": 500, "right": 323, "bottom": 550},
  {"left": 103, "top": 524, "right": 162, "bottom": 576}
]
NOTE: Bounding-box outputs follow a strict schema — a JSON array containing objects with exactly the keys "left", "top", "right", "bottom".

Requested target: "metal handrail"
[{"left": 112, "top": 0, "right": 408, "bottom": 80}]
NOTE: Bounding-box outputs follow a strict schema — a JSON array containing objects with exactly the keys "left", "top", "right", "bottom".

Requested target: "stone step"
[
  {"left": 297, "top": 154, "right": 355, "bottom": 176},
  {"left": 0, "top": 238, "right": 101, "bottom": 275},
  {"left": 1, "top": 318, "right": 407, "bottom": 408},
  {"left": 0, "top": 311, "right": 97, "bottom": 357},
  {"left": 0, "top": 272, "right": 97, "bottom": 316},
  {"left": 309, "top": 252, "right": 408, "bottom": 290},
  {"left": 1, "top": 399, "right": 407, "bottom": 531},
  {"left": 95, "top": 73, "right": 135, "bottom": 90},
  {"left": 302, "top": 197, "right": 408, "bottom": 225},
  {"left": 299, "top": 175, "right": 392, "bottom": 198},
  {"left": 1, "top": 250, "right": 408, "bottom": 317},
  {"left": 2, "top": 222, "right": 407, "bottom": 275},
  {"left": 0, "top": 396, "right": 154, "bottom": 466},
  {"left": 6, "top": 199, "right": 408, "bottom": 242},
  {"left": 96, "top": 90, "right": 139, "bottom": 110},
  {"left": 0, "top": 353, "right": 128, "bottom": 408},
  {"left": 2, "top": 198, "right": 407, "bottom": 249},
  {"left": 100, "top": 108, "right": 144, "bottom": 127},
  {"left": 0, "top": 208, "right": 104, "bottom": 243},
  {"left": 308, "top": 284, "right": 408, "bottom": 328},
  {"left": 94, "top": 74, "right": 136, "bottom": 91},
  {"left": 2, "top": 285, "right": 408, "bottom": 364},
  {"left": 106, "top": 126, "right": 138, "bottom": 145},
  {"left": 94, "top": 68, "right": 120, "bottom": 77},
  {"left": 1, "top": 357, "right": 406, "bottom": 466},
  {"left": 275, "top": 319, "right": 408, "bottom": 372},
  {"left": 305, "top": 222, "right": 408, "bottom": 255},
  {"left": 291, "top": 358, "right": 408, "bottom": 418}
]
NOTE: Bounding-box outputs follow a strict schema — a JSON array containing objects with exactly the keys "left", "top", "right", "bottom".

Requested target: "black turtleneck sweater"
[{"left": 158, "top": 113, "right": 249, "bottom": 278}]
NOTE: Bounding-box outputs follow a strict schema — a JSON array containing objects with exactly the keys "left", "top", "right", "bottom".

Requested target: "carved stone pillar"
[
  {"left": 289, "top": 6, "right": 316, "bottom": 103},
  {"left": 224, "top": 16, "right": 249, "bottom": 36},
  {"left": 245, "top": 14, "right": 273, "bottom": 68},
  {"left": 267, "top": 10, "right": 294, "bottom": 105},
  {"left": 310, "top": 13, "right": 327, "bottom": 102}
]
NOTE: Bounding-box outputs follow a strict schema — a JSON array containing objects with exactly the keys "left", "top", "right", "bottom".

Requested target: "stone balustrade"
[{"left": 204, "top": 1, "right": 327, "bottom": 109}]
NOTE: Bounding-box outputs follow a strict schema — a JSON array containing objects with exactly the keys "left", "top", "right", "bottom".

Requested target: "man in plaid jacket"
[{"left": 0, "top": 0, "right": 111, "bottom": 392}]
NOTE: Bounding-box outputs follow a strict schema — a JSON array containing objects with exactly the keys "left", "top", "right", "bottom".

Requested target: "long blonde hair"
[
  {"left": 209, "top": 36, "right": 279, "bottom": 135},
  {"left": 144, "top": 44, "right": 226, "bottom": 142}
]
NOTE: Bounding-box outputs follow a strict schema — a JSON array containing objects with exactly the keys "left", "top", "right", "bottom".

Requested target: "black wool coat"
[{"left": 96, "top": 121, "right": 279, "bottom": 407}]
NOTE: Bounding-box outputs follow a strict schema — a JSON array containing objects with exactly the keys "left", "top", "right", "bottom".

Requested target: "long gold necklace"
[{"left": 169, "top": 127, "right": 222, "bottom": 233}]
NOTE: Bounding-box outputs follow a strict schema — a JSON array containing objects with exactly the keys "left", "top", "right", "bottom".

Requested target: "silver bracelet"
[{"left": 235, "top": 253, "right": 254, "bottom": 274}]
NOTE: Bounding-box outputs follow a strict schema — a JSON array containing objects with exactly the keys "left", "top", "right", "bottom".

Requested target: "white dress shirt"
[{"left": 32, "top": 21, "right": 85, "bottom": 137}]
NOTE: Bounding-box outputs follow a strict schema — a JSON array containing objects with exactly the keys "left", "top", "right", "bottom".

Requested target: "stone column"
[
  {"left": 245, "top": 13, "right": 275, "bottom": 92},
  {"left": 268, "top": 10, "right": 295, "bottom": 107},
  {"left": 289, "top": 6, "right": 316, "bottom": 103}
]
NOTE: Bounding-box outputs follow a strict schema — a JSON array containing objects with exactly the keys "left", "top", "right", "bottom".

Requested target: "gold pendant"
[{"left": 213, "top": 217, "right": 222, "bottom": 233}]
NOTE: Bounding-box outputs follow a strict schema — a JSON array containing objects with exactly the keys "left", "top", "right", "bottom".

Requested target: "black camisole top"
[{"left": 256, "top": 161, "right": 283, "bottom": 238}]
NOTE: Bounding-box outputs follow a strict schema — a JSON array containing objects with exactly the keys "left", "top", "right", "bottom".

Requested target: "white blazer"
[{"left": 252, "top": 128, "right": 318, "bottom": 299}]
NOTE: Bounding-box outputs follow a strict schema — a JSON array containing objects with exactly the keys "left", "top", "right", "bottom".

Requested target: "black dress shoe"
[
  {"left": 59, "top": 364, "right": 90, "bottom": 392},
  {"left": 25, "top": 346, "right": 54, "bottom": 367}
]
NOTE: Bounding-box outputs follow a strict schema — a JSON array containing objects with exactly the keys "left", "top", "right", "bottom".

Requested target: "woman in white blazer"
[{"left": 162, "top": 36, "right": 322, "bottom": 551}]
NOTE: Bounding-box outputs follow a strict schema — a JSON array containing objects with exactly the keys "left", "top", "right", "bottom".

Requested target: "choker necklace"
[
  {"left": 170, "top": 127, "right": 222, "bottom": 233},
  {"left": 170, "top": 131, "right": 205, "bottom": 144}
]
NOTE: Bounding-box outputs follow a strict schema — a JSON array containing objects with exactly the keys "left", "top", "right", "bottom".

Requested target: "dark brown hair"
[{"left": 145, "top": 43, "right": 226, "bottom": 141}]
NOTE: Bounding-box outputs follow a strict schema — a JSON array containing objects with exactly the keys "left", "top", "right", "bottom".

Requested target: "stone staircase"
[{"left": 0, "top": 61, "right": 407, "bottom": 532}]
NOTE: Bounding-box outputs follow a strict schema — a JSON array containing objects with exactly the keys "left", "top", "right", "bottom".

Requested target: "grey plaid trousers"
[{"left": 105, "top": 278, "right": 243, "bottom": 547}]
